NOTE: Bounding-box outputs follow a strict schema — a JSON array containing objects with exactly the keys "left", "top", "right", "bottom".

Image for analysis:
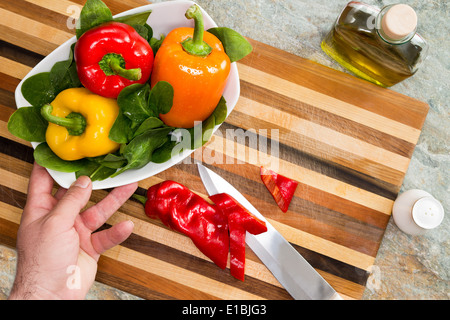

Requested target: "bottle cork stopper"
[{"left": 381, "top": 4, "right": 417, "bottom": 40}]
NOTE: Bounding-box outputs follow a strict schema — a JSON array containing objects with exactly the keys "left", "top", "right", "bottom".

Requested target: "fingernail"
[{"left": 72, "top": 176, "right": 91, "bottom": 189}]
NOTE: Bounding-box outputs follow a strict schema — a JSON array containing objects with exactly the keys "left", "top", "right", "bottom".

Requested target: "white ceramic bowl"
[{"left": 14, "top": 0, "right": 240, "bottom": 190}]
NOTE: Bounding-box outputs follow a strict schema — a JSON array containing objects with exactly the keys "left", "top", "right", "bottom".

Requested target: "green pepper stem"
[
  {"left": 99, "top": 53, "right": 142, "bottom": 80},
  {"left": 132, "top": 193, "right": 147, "bottom": 206},
  {"left": 181, "top": 5, "right": 212, "bottom": 57},
  {"left": 41, "top": 104, "right": 86, "bottom": 136},
  {"left": 109, "top": 59, "right": 142, "bottom": 80}
]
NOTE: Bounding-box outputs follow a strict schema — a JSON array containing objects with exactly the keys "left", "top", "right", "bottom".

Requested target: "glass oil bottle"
[{"left": 321, "top": 2, "right": 428, "bottom": 87}]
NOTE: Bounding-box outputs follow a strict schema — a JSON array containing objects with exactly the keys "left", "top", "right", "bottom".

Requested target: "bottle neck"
[{"left": 376, "top": 4, "right": 417, "bottom": 45}]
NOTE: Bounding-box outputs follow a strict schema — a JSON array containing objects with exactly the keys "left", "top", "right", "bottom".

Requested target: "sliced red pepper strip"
[
  {"left": 209, "top": 193, "right": 267, "bottom": 281},
  {"left": 260, "top": 166, "right": 298, "bottom": 212},
  {"left": 145, "top": 181, "right": 229, "bottom": 270}
]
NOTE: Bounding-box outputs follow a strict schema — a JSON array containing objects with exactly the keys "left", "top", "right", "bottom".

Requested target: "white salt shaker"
[{"left": 392, "top": 189, "right": 444, "bottom": 235}]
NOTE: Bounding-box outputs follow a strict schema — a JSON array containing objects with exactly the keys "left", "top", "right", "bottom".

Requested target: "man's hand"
[{"left": 9, "top": 163, "right": 138, "bottom": 300}]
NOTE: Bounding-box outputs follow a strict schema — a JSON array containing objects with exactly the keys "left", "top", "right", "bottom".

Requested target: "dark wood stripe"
[
  {"left": 238, "top": 80, "right": 416, "bottom": 158},
  {"left": 0, "top": 87, "right": 16, "bottom": 110},
  {"left": 0, "top": 40, "right": 45, "bottom": 68},
  {"left": 292, "top": 242, "right": 369, "bottom": 286},
  {"left": 0, "top": 184, "right": 26, "bottom": 209},
  {"left": 0, "top": 136, "right": 34, "bottom": 164},
  {"left": 0, "top": 72, "right": 21, "bottom": 93},
  {"left": 240, "top": 38, "right": 429, "bottom": 130}
]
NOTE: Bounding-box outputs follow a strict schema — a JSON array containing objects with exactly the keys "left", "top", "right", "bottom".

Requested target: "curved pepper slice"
[
  {"left": 209, "top": 193, "right": 267, "bottom": 281},
  {"left": 145, "top": 181, "right": 229, "bottom": 270},
  {"left": 261, "top": 166, "right": 298, "bottom": 213},
  {"left": 40, "top": 87, "right": 120, "bottom": 161},
  {"left": 150, "top": 5, "right": 230, "bottom": 128},
  {"left": 75, "top": 21, "right": 153, "bottom": 99}
]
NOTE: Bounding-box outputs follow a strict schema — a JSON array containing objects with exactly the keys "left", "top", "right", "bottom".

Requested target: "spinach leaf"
[
  {"left": 114, "top": 10, "right": 152, "bottom": 26},
  {"left": 76, "top": 161, "right": 117, "bottom": 181},
  {"left": 117, "top": 83, "right": 152, "bottom": 128},
  {"left": 189, "top": 114, "right": 216, "bottom": 149},
  {"left": 34, "top": 143, "right": 87, "bottom": 172},
  {"left": 100, "top": 153, "right": 127, "bottom": 169},
  {"left": 76, "top": 0, "right": 113, "bottom": 39},
  {"left": 49, "top": 43, "right": 81, "bottom": 94},
  {"left": 149, "top": 34, "right": 165, "bottom": 56},
  {"left": 132, "top": 24, "right": 150, "bottom": 41},
  {"left": 207, "top": 27, "right": 253, "bottom": 62},
  {"left": 108, "top": 108, "right": 134, "bottom": 144},
  {"left": 212, "top": 96, "right": 227, "bottom": 125},
  {"left": 152, "top": 140, "right": 180, "bottom": 164},
  {"left": 21, "top": 72, "right": 56, "bottom": 107},
  {"left": 148, "top": 81, "right": 173, "bottom": 115},
  {"left": 7, "top": 106, "right": 48, "bottom": 142},
  {"left": 132, "top": 117, "right": 165, "bottom": 138},
  {"left": 186, "top": 96, "right": 227, "bottom": 149},
  {"left": 111, "top": 127, "right": 172, "bottom": 177}
]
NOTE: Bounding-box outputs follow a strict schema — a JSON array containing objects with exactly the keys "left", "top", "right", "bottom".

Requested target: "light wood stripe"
[
  {"left": 24, "top": 0, "right": 82, "bottom": 17},
  {"left": 237, "top": 63, "right": 422, "bottom": 144},
  {"left": 0, "top": 57, "right": 32, "bottom": 80},
  {"left": 0, "top": 201, "right": 22, "bottom": 224}
]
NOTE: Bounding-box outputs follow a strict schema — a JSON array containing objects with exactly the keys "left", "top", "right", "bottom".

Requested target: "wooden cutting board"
[{"left": 0, "top": 0, "right": 429, "bottom": 300}]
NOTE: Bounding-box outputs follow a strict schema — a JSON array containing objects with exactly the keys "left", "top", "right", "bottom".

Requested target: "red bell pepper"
[
  {"left": 209, "top": 193, "right": 267, "bottom": 281},
  {"left": 260, "top": 166, "right": 298, "bottom": 213},
  {"left": 74, "top": 21, "right": 153, "bottom": 98},
  {"left": 145, "top": 180, "right": 229, "bottom": 270}
]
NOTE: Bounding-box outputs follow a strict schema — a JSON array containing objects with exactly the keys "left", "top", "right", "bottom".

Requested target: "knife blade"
[{"left": 197, "top": 163, "right": 343, "bottom": 300}]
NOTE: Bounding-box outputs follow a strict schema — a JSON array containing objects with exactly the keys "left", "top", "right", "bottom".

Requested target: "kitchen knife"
[{"left": 197, "top": 163, "right": 343, "bottom": 300}]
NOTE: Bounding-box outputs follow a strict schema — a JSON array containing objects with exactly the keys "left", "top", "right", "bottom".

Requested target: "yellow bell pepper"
[{"left": 40, "top": 87, "right": 120, "bottom": 161}]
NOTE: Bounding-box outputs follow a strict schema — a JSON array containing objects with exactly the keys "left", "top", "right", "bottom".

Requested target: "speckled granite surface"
[{"left": 1, "top": 0, "right": 448, "bottom": 300}]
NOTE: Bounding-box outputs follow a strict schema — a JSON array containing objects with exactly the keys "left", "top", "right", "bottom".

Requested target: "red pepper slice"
[
  {"left": 74, "top": 22, "right": 153, "bottom": 98},
  {"left": 209, "top": 193, "right": 267, "bottom": 281},
  {"left": 145, "top": 181, "right": 229, "bottom": 270},
  {"left": 260, "top": 166, "right": 298, "bottom": 212}
]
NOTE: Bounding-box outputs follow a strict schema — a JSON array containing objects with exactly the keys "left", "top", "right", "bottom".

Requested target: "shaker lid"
[
  {"left": 381, "top": 4, "right": 418, "bottom": 40},
  {"left": 412, "top": 196, "right": 445, "bottom": 230}
]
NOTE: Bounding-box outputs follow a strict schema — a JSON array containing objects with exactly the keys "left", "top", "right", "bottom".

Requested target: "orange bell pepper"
[{"left": 150, "top": 5, "right": 230, "bottom": 128}]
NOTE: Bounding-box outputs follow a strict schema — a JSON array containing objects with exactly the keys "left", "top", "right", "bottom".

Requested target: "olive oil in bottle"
[{"left": 321, "top": 2, "right": 428, "bottom": 87}]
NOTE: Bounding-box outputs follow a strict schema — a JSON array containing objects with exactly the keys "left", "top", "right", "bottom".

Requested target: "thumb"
[{"left": 50, "top": 176, "right": 92, "bottom": 227}]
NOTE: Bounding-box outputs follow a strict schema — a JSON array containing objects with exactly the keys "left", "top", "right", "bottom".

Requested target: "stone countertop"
[{"left": 1, "top": 0, "right": 448, "bottom": 300}]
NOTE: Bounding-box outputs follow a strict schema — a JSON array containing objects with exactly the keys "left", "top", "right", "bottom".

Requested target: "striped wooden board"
[{"left": 0, "top": 0, "right": 429, "bottom": 300}]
